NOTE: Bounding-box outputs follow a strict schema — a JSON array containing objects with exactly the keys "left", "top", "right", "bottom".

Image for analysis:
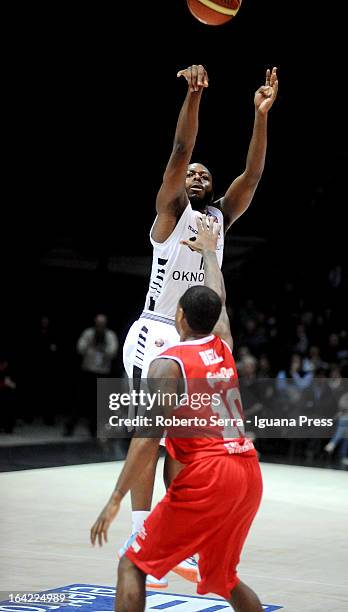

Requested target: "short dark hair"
[{"left": 179, "top": 286, "right": 222, "bottom": 334}]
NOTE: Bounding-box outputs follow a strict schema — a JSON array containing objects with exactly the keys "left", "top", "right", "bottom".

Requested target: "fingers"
[
  {"left": 212, "top": 221, "right": 221, "bottom": 237},
  {"left": 265, "top": 68, "right": 270, "bottom": 86},
  {"left": 180, "top": 239, "right": 197, "bottom": 248},
  {"left": 197, "top": 65, "right": 208, "bottom": 88},
  {"left": 191, "top": 65, "right": 198, "bottom": 91},
  {"left": 271, "top": 76, "right": 279, "bottom": 99},
  {"left": 180, "top": 239, "right": 200, "bottom": 253},
  {"left": 177, "top": 65, "right": 208, "bottom": 92},
  {"left": 90, "top": 521, "right": 98, "bottom": 546},
  {"left": 197, "top": 214, "right": 220, "bottom": 234},
  {"left": 177, "top": 67, "right": 194, "bottom": 91},
  {"left": 197, "top": 215, "right": 205, "bottom": 232},
  {"left": 90, "top": 519, "right": 109, "bottom": 547},
  {"left": 258, "top": 85, "right": 272, "bottom": 99},
  {"left": 270, "top": 66, "right": 277, "bottom": 87}
]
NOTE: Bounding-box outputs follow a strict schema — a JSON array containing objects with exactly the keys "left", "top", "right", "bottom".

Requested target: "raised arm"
[
  {"left": 181, "top": 215, "right": 233, "bottom": 350},
  {"left": 221, "top": 67, "right": 279, "bottom": 231},
  {"left": 152, "top": 65, "right": 209, "bottom": 243}
]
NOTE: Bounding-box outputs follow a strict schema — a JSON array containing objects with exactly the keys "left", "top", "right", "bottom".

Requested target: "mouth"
[{"left": 190, "top": 184, "right": 204, "bottom": 193}]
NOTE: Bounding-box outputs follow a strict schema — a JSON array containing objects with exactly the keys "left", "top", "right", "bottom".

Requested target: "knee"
[{"left": 117, "top": 555, "right": 135, "bottom": 582}]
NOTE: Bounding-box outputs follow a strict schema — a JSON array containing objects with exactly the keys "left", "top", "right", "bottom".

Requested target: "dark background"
[{"left": 1, "top": 1, "right": 347, "bottom": 433}]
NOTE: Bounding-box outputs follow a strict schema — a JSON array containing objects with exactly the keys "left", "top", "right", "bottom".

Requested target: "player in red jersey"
[{"left": 91, "top": 216, "right": 263, "bottom": 612}]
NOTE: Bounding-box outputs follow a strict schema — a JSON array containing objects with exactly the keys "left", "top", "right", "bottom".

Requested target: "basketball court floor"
[{"left": 1, "top": 460, "right": 347, "bottom": 611}]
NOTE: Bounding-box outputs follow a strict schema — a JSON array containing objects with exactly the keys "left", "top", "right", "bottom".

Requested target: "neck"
[
  {"left": 180, "top": 331, "right": 212, "bottom": 342},
  {"left": 189, "top": 201, "right": 210, "bottom": 213}
]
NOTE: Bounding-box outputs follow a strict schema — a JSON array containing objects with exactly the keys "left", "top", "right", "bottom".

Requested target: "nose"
[{"left": 192, "top": 172, "right": 202, "bottom": 182}]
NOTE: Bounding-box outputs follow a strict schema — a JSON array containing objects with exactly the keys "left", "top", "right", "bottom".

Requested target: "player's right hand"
[
  {"left": 90, "top": 498, "right": 120, "bottom": 547},
  {"left": 181, "top": 214, "right": 220, "bottom": 253},
  {"left": 177, "top": 65, "right": 209, "bottom": 93}
]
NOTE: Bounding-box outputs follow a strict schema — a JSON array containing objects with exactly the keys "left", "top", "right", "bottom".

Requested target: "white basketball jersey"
[{"left": 143, "top": 203, "right": 224, "bottom": 320}]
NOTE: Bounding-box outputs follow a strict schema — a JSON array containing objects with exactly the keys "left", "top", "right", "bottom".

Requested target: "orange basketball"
[{"left": 187, "top": 0, "right": 242, "bottom": 26}]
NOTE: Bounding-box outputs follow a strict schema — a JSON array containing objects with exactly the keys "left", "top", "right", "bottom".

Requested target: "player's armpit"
[{"left": 221, "top": 172, "right": 260, "bottom": 231}]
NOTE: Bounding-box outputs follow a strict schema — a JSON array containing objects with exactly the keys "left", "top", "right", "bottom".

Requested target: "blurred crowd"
[{"left": 229, "top": 264, "right": 348, "bottom": 466}]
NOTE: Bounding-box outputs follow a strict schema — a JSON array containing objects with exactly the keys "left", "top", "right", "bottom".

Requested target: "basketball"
[{"left": 187, "top": 0, "right": 242, "bottom": 26}]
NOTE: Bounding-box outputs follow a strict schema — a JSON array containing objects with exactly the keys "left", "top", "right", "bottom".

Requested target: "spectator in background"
[
  {"left": 0, "top": 354, "right": 17, "bottom": 433},
  {"left": 302, "top": 345, "right": 328, "bottom": 374},
  {"left": 239, "top": 298, "right": 258, "bottom": 325},
  {"left": 325, "top": 333, "right": 341, "bottom": 364},
  {"left": 324, "top": 391, "right": 348, "bottom": 467},
  {"left": 328, "top": 264, "right": 342, "bottom": 292},
  {"left": 328, "top": 364, "right": 345, "bottom": 401},
  {"left": 258, "top": 354, "right": 272, "bottom": 378},
  {"left": 276, "top": 353, "right": 313, "bottom": 406},
  {"left": 37, "top": 316, "right": 58, "bottom": 425},
  {"left": 78, "top": 314, "right": 118, "bottom": 377},
  {"left": 239, "top": 318, "right": 268, "bottom": 357},
  {"left": 64, "top": 314, "right": 118, "bottom": 436},
  {"left": 311, "top": 313, "right": 328, "bottom": 348},
  {"left": 239, "top": 356, "right": 265, "bottom": 418},
  {"left": 275, "top": 354, "right": 308, "bottom": 454},
  {"left": 235, "top": 345, "right": 252, "bottom": 372},
  {"left": 292, "top": 324, "right": 309, "bottom": 356},
  {"left": 303, "top": 367, "right": 335, "bottom": 424}
]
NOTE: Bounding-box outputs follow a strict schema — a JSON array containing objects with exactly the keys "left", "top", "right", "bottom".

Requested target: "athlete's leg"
[
  {"left": 227, "top": 580, "right": 263, "bottom": 612},
  {"left": 131, "top": 445, "right": 160, "bottom": 510},
  {"left": 116, "top": 556, "right": 146, "bottom": 612}
]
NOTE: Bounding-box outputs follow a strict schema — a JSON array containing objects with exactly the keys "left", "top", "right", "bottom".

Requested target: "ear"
[{"left": 177, "top": 306, "right": 185, "bottom": 325}]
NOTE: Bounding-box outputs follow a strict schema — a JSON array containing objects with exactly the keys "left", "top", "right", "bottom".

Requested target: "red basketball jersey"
[{"left": 158, "top": 334, "right": 256, "bottom": 463}]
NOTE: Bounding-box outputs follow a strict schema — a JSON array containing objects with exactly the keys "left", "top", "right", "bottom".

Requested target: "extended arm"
[
  {"left": 221, "top": 67, "right": 279, "bottom": 231},
  {"left": 181, "top": 215, "right": 233, "bottom": 349},
  {"left": 152, "top": 65, "right": 209, "bottom": 243},
  {"left": 90, "top": 358, "right": 180, "bottom": 547}
]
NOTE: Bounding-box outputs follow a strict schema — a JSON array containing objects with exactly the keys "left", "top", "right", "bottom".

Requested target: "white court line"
[{"left": 1, "top": 547, "right": 347, "bottom": 591}]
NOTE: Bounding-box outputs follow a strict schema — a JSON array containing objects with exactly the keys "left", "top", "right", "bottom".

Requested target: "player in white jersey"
[{"left": 121, "top": 63, "right": 278, "bottom": 587}]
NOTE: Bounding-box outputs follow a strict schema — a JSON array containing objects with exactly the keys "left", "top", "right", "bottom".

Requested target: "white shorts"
[{"left": 123, "top": 312, "right": 180, "bottom": 378}]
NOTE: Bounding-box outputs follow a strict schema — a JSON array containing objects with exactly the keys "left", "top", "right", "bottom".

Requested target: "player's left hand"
[
  {"left": 181, "top": 214, "right": 220, "bottom": 253},
  {"left": 254, "top": 67, "right": 278, "bottom": 115},
  {"left": 90, "top": 497, "right": 120, "bottom": 547}
]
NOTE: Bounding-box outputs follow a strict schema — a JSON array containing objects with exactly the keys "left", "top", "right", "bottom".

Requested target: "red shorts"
[{"left": 125, "top": 453, "right": 263, "bottom": 599}]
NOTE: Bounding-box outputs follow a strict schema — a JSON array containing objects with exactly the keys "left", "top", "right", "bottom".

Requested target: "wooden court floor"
[{"left": 1, "top": 460, "right": 347, "bottom": 611}]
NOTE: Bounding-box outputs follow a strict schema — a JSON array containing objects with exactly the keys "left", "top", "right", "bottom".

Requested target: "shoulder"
[
  {"left": 148, "top": 356, "right": 182, "bottom": 379},
  {"left": 106, "top": 329, "right": 117, "bottom": 339},
  {"left": 82, "top": 328, "right": 93, "bottom": 336}
]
